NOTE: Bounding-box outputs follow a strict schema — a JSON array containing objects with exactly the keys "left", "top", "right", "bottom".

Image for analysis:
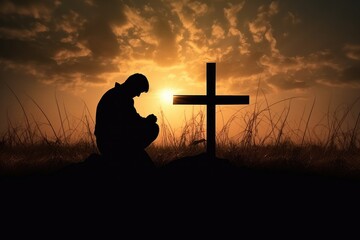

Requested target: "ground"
[
  {"left": 2, "top": 152, "right": 358, "bottom": 196},
  {"left": 1, "top": 152, "right": 359, "bottom": 231}
]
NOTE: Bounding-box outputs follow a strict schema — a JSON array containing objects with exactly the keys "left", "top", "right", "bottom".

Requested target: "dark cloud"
[
  {"left": 80, "top": 18, "right": 120, "bottom": 58},
  {"left": 0, "top": 0, "right": 53, "bottom": 20},
  {"left": 152, "top": 17, "right": 178, "bottom": 66},
  {"left": 70, "top": 0, "right": 126, "bottom": 59},
  {"left": 217, "top": 52, "right": 265, "bottom": 80},
  {"left": 0, "top": 0, "right": 125, "bottom": 86},
  {"left": 0, "top": 0, "right": 360, "bottom": 91},
  {"left": 267, "top": 73, "right": 309, "bottom": 90},
  {"left": 56, "top": 58, "right": 117, "bottom": 75},
  {"left": 341, "top": 65, "right": 360, "bottom": 83},
  {"left": 0, "top": 38, "right": 55, "bottom": 64},
  {"left": 274, "top": 0, "right": 360, "bottom": 57},
  {"left": 344, "top": 44, "right": 360, "bottom": 61},
  {"left": 261, "top": 50, "right": 344, "bottom": 90}
]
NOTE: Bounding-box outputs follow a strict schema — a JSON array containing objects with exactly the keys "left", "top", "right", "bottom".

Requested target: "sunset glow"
[
  {"left": 0, "top": 0, "right": 359, "bottom": 145},
  {"left": 159, "top": 89, "right": 175, "bottom": 105}
]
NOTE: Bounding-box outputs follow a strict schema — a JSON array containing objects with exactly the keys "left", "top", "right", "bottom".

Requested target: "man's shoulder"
[
  {"left": 110, "top": 82, "right": 122, "bottom": 92},
  {"left": 100, "top": 84, "right": 133, "bottom": 104},
  {"left": 102, "top": 82, "right": 122, "bottom": 97}
]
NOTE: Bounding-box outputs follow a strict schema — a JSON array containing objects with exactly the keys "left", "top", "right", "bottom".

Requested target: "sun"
[{"left": 159, "top": 89, "right": 175, "bottom": 105}]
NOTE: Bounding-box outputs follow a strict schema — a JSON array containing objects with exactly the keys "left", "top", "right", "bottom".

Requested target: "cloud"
[
  {"left": 0, "top": 0, "right": 53, "bottom": 20},
  {"left": 260, "top": 50, "right": 344, "bottom": 90},
  {"left": 267, "top": 73, "right": 308, "bottom": 90},
  {"left": 224, "top": 2, "right": 245, "bottom": 28},
  {"left": 0, "top": 38, "right": 55, "bottom": 64},
  {"left": 210, "top": 21, "right": 225, "bottom": 45},
  {"left": 248, "top": 1, "right": 279, "bottom": 43},
  {"left": 224, "top": 2, "right": 250, "bottom": 54},
  {"left": 0, "top": 0, "right": 125, "bottom": 88},
  {"left": 218, "top": 51, "right": 265, "bottom": 79},
  {"left": 341, "top": 65, "right": 360, "bottom": 83},
  {"left": 344, "top": 44, "right": 360, "bottom": 61},
  {"left": 80, "top": 19, "right": 120, "bottom": 59},
  {"left": 284, "top": 11, "right": 301, "bottom": 25},
  {"left": 52, "top": 42, "right": 91, "bottom": 64},
  {"left": 187, "top": 1, "right": 208, "bottom": 16},
  {"left": 152, "top": 17, "right": 179, "bottom": 66},
  {"left": 0, "top": 22, "right": 48, "bottom": 40},
  {"left": 112, "top": 3, "right": 180, "bottom": 66},
  {"left": 0, "top": 0, "right": 359, "bottom": 93}
]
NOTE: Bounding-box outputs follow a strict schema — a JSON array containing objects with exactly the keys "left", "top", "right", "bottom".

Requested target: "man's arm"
[{"left": 146, "top": 114, "right": 157, "bottom": 123}]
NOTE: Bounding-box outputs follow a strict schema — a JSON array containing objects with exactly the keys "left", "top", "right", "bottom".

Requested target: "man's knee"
[
  {"left": 96, "top": 138, "right": 125, "bottom": 158},
  {"left": 141, "top": 123, "right": 159, "bottom": 148},
  {"left": 151, "top": 123, "right": 159, "bottom": 140}
]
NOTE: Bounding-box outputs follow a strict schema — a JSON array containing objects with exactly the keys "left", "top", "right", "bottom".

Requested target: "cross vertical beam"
[
  {"left": 207, "top": 63, "right": 216, "bottom": 159},
  {"left": 173, "top": 62, "right": 250, "bottom": 160}
]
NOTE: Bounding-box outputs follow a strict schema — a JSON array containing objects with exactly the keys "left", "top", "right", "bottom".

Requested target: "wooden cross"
[{"left": 173, "top": 62, "right": 250, "bottom": 159}]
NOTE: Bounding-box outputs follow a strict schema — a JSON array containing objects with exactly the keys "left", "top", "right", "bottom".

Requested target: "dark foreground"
[
  {"left": 0, "top": 154, "right": 357, "bottom": 238},
  {"left": 2, "top": 152, "right": 359, "bottom": 200},
  {"left": 1, "top": 153, "right": 359, "bottom": 235}
]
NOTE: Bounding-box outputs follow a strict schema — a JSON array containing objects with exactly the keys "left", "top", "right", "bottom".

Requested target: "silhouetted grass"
[
  {"left": 0, "top": 86, "right": 98, "bottom": 176},
  {"left": 0, "top": 87, "right": 359, "bottom": 178}
]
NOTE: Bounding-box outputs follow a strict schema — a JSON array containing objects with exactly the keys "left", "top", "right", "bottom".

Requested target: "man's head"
[{"left": 123, "top": 73, "right": 149, "bottom": 97}]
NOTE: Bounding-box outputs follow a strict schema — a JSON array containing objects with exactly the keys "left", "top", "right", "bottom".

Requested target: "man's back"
[
  {"left": 94, "top": 75, "right": 159, "bottom": 169},
  {"left": 95, "top": 82, "right": 142, "bottom": 142}
]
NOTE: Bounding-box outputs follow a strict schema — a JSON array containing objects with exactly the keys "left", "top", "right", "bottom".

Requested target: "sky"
[{"left": 1, "top": 0, "right": 360, "bottom": 144}]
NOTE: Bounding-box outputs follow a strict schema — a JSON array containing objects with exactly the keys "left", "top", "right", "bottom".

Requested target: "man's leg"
[
  {"left": 96, "top": 138, "right": 130, "bottom": 164},
  {"left": 96, "top": 138, "right": 115, "bottom": 160},
  {"left": 129, "top": 123, "right": 159, "bottom": 170},
  {"left": 141, "top": 123, "right": 159, "bottom": 149}
]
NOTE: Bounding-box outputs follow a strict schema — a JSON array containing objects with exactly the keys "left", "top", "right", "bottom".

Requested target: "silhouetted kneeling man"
[{"left": 94, "top": 73, "right": 159, "bottom": 169}]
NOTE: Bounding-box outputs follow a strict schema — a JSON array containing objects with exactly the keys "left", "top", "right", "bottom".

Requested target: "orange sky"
[{"left": 1, "top": 0, "right": 360, "bottom": 145}]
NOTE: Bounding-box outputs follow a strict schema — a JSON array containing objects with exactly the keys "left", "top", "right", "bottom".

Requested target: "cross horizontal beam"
[
  {"left": 173, "top": 95, "right": 250, "bottom": 105},
  {"left": 173, "top": 62, "right": 250, "bottom": 159}
]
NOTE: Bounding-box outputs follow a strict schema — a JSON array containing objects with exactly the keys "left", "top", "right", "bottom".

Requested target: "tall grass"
[
  {"left": 149, "top": 91, "right": 360, "bottom": 177},
  {"left": 1, "top": 87, "right": 359, "bottom": 178},
  {"left": 0, "top": 86, "right": 97, "bottom": 175}
]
